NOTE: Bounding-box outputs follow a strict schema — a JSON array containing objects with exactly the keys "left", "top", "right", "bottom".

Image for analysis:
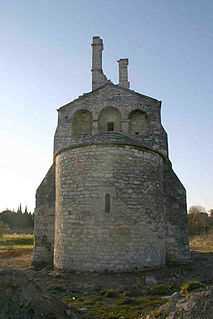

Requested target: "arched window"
[
  {"left": 72, "top": 110, "right": 92, "bottom": 136},
  {"left": 98, "top": 107, "right": 121, "bottom": 133},
  {"left": 105, "top": 194, "right": 110, "bottom": 213},
  {"left": 128, "top": 110, "right": 149, "bottom": 136}
]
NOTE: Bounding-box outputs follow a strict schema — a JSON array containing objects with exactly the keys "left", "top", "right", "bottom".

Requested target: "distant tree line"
[
  {"left": 188, "top": 205, "right": 213, "bottom": 237},
  {"left": 0, "top": 221, "right": 9, "bottom": 237},
  {"left": 0, "top": 204, "right": 34, "bottom": 229}
]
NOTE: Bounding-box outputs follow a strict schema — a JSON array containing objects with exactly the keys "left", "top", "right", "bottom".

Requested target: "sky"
[{"left": 0, "top": 0, "right": 212, "bottom": 213}]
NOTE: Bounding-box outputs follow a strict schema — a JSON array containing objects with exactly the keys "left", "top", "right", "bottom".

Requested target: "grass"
[
  {"left": 0, "top": 234, "right": 34, "bottom": 246},
  {"left": 0, "top": 248, "right": 33, "bottom": 258},
  {"left": 190, "top": 231, "right": 213, "bottom": 253},
  {"left": 0, "top": 234, "right": 34, "bottom": 258},
  {"left": 180, "top": 281, "right": 206, "bottom": 295},
  {"left": 0, "top": 245, "right": 33, "bottom": 249},
  {"left": 191, "top": 249, "right": 213, "bottom": 253},
  {"left": 149, "top": 284, "right": 167, "bottom": 296},
  {"left": 61, "top": 290, "right": 168, "bottom": 319}
]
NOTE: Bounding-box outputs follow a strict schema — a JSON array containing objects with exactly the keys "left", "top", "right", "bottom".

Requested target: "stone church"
[{"left": 32, "top": 36, "right": 190, "bottom": 270}]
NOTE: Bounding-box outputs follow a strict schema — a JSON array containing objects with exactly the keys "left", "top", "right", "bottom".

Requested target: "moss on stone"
[{"left": 180, "top": 281, "right": 206, "bottom": 295}]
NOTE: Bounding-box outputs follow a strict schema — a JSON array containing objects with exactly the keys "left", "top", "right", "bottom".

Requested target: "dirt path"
[{"left": 0, "top": 250, "right": 32, "bottom": 271}]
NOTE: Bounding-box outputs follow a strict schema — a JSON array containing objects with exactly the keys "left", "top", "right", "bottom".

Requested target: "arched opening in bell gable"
[
  {"left": 72, "top": 110, "right": 92, "bottom": 136},
  {"left": 128, "top": 110, "right": 149, "bottom": 136},
  {"left": 98, "top": 107, "right": 122, "bottom": 133}
]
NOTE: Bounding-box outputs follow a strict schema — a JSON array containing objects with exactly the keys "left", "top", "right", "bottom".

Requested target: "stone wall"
[
  {"left": 72, "top": 110, "right": 92, "bottom": 136},
  {"left": 54, "top": 144, "right": 165, "bottom": 271},
  {"left": 32, "top": 164, "right": 55, "bottom": 268},
  {"left": 98, "top": 106, "right": 122, "bottom": 133},
  {"left": 118, "top": 59, "right": 129, "bottom": 89},
  {"left": 91, "top": 36, "right": 112, "bottom": 90},
  {"left": 128, "top": 110, "right": 149, "bottom": 136},
  {"left": 163, "top": 161, "right": 191, "bottom": 263},
  {"left": 54, "top": 84, "right": 167, "bottom": 157}
]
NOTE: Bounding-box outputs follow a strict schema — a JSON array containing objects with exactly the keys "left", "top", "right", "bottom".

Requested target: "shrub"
[
  {"left": 93, "top": 284, "right": 102, "bottom": 292},
  {"left": 0, "top": 222, "right": 9, "bottom": 238},
  {"left": 188, "top": 213, "right": 212, "bottom": 236},
  {"left": 101, "top": 289, "right": 118, "bottom": 298},
  {"left": 149, "top": 284, "right": 167, "bottom": 296},
  {"left": 0, "top": 234, "right": 33, "bottom": 245},
  {"left": 180, "top": 281, "right": 206, "bottom": 295}
]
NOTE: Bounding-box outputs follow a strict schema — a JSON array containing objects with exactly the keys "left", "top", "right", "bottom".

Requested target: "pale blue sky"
[{"left": 0, "top": 0, "right": 212, "bottom": 212}]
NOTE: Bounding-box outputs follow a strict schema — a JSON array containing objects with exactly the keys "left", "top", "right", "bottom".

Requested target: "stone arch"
[
  {"left": 128, "top": 110, "right": 149, "bottom": 136},
  {"left": 72, "top": 110, "right": 92, "bottom": 136},
  {"left": 98, "top": 107, "right": 121, "bottom": 133}
]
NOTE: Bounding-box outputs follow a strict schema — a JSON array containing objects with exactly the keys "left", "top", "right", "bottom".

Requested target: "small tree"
[
  {"left": 209, "top": 209, "right": 213, "bottom": 217},
  {"left": 0, "top": 221, "right": 9, "bottom": 238},
  {"left": 188, "top": 212, "right": 211, "bottom": 236},
  {"left": 188, "top": 205, "right": 206, "bottom": 214}
]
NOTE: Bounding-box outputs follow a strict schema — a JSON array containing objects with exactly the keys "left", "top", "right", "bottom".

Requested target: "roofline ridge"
[{"left": 57, "top": 83, "right": 160, "bottom": 111}]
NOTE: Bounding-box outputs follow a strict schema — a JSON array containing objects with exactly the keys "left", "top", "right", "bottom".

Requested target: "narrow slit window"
[
  {"left": 107, "top": 122, "right": 114, "bottom": 131},
  {"left": 105, "top": 194, "right": 110, "bottom": 212}
]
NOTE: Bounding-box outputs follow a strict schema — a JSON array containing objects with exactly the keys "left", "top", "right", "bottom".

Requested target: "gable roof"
[{"left": 58, "top": 83, "right": 160, "bottom": 111}]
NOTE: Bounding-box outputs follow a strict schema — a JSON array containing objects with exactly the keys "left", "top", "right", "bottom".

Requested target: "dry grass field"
[{"left": 190, "top": 229, "right": 213, "bottom": 253}]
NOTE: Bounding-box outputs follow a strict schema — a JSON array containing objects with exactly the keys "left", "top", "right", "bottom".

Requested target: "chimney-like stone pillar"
[
  {"left": 92, "top": 36, "right": 103, "bottom": 72},
  {"left": 91, "top": 36, "right": 111, "bottom": 90},
  {"left": 118, "top": 58, "right": 130, "bottom": 89}
]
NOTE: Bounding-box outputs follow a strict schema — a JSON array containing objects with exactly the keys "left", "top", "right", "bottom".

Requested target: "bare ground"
[
  {"left": 0, "top": 249, "right": 32, "bottom": 271},
  {"left": 0, "top": 245, "right": 212, "bottom": 318},
  {"left": 1, "top": 249, "right": 212, "bottom": 288}
]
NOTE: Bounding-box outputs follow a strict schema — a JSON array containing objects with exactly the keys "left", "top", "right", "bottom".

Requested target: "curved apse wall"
[{"left": 54, "top": 144, "right": 165, "bottom": 271}]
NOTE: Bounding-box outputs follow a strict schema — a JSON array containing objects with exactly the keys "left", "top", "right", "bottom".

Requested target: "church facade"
[{"left": 32, "top": 37, "right": 190, "bottom": 271}]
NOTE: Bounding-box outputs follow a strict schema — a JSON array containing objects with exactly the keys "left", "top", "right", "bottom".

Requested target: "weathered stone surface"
[
  {"left": 54, "top": 144, "right": 165, "bottom": 270},
  {"left": 54, "top": 83, "right": 167, "bottom": 158},
  {"left": 32, "top": 164, "right": 55, "bottom": 268},
  {"left": 155, "top": 286, "right": 213, "bottom": 319},
  {"left": 91, "top": 36, "right": 112, "bottom": 90},
  {"left": 0, "top": 270, "right": 82, "bottom": 319},
  {"left": 33, "top": 36, "right": 190, "bottom": 270},
  {"left": 163, "top": 162, "right": 190, "bottom": 263},
  {"left": 118, "top": 58, "right": 129, "bottom": 89}
]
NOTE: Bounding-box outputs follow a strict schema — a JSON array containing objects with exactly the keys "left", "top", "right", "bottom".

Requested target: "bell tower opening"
[{"left": 107, "top": 122, "right": 114, "bottom": 131}]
